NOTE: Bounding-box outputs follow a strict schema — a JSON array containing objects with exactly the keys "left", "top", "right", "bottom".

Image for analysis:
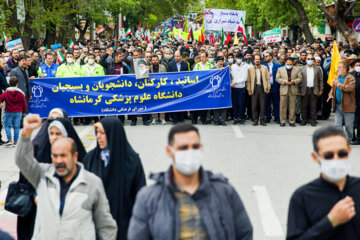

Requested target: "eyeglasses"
[
  {"left": 307, "top": 58, "right": 314, "bottom": 60},
  {"left": 321, "top": 150, "right": 349, "bottom": 160}
]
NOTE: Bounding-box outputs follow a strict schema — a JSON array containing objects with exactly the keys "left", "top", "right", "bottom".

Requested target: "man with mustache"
[{"left": 15, "top": 114, "right": 117, "bottom": 240}]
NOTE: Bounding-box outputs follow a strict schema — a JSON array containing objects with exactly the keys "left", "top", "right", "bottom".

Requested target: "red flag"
[
  {"left": 209, "top": 34, "right": 215, "bottom": 44},
  {"left": 200, "top": 30, "right": 205, "bottom": 44},
  {"left": 187, "top": 28, "right": 193, "bottom": 41},
  {"left": 225, "top": 32, "right": 231, "bottom": 44}
]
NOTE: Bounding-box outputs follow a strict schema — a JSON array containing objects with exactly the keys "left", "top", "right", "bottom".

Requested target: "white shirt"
[
  {"left": 306, "top": 66, "right": 314, "bottom": 88},
  {"left": 231, "top": 63, "right": 248, "bottom": 88},
  {"left": 89, "top": 64, "right": 96, "bottom": 75},
  {"left": 268, "top": 61, "right": 274, "bottom": 84}
]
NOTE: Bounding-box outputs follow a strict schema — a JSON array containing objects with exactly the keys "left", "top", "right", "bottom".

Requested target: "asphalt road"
[{"left": 1, "top": 116, "right": 359, "bottom": 240}]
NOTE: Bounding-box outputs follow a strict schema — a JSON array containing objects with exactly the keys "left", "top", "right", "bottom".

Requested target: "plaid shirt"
[{"left": 174, "top": 183, "right": 209, "bottom": 240}]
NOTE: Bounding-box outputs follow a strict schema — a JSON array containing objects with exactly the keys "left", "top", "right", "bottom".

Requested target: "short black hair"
[
  {"left": 9, "top": 76, "right": 18, "bottom": 87},
  {"left": 312, "top": 126, "right": 348, "bottom": 153},
  {"left": 45, "top": 52, "right": 53, "bottom": 59},
  {"left": 235, "top": 52, "right": 243, "bottom": 58},
  {"left": 355, "top": 58, "right": 360, "bottom": 64},
  {"left": 18, "top": 56, "right": 26, "bottom": 61},
  {"left": 168, "top": 123, "right": 200, "bottom": 145},
  {"left": 181, "top": 52, "right": 189, "bottom": 58},
  {"left": 285, "top": 57, "right": 294, "bottom": 63}
]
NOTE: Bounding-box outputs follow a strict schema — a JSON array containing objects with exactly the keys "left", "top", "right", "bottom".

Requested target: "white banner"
[{"left": 204, "top": 9, "right": 246, "bottom": 32}]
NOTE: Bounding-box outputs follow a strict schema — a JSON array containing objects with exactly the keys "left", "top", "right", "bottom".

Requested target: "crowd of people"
[{"left": 0, "top": 36, "right": 359, "bottom": 144}]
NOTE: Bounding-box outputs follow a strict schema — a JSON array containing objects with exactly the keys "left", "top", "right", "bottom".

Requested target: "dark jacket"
[
  {"left": 264, "top": 61, "right": 281, "bottom": 93},
  {"left": 128, "top": 167, "right": 253, "bottom": 240},
  {"left": 0, "top": 69, "right": 8, "bottom": 93},
  {"left": 350, "top": 71, "right": 360, "bottom": 107},
  {"left": 167, "top": 60, "right": 189, "bottom": 72},
  {"left": 10, "top": 67, "right": 31, "bottom": 100},
  {"left": 7, "top": 57, "right": 18, "bottom": 69}
]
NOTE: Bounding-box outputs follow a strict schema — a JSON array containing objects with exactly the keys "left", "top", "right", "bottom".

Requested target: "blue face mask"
[
  {"left": 236, "top": 59, "right": 242, "bottom": 64},
  {"left": 127, "top": 56, "right": 132, "bottom": 60},
  {"left": 286, "top": 65, "right": 292, "bottom": 70}
]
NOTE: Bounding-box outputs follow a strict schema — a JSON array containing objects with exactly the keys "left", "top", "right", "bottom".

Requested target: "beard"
[{"left": 55, "top": 162, "right": 74, "bottom": 178}]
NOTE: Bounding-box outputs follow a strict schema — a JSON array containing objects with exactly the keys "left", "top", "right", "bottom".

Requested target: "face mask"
[
  {"left": 320, "top": 158, "right": 350, "bottom": 182},
  {"left": 127, "top": 56, "right": 132, "bottom": 60},
  {"left": 157, "top": 55, "right": 162, "bottom": 60},
  {"left": 286, "top": 65, "right": 292, "bottom": 70},
  {"left": 88, "top": 59, "right": 95, "bottom": 65},
  {"left": 165, "top": 54, "right": 172, "bottom": 60},
  {"left": 228, "top": 58, "right": 234, "bottom": 63},
  {"left": 307, "top": 60, "right": 313, "bottom": 66},
  {"left": 355, "top": 66, "right": 360, "bottom": 73},
  {"left": 246, "top": 59, "right": 251, "bottom": 63},
  {"left": 236, "top": 59, "right": 242, "bottom": 64},
  {"left": 66, "top": 58, "right": 73, "bottom": 64},
  {"left": 172, "top": 149, "right": 203, "bottom": 175},
  {"left": 208, "top": 58, "right": 214, "bottom": 63},
  {"left": 4, "top": 57, "right": 9, "bottom": 62}
]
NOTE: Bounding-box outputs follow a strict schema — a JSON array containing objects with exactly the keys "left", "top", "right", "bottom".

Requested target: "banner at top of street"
[{"left": 204, "top": 9, "right": 246, "bottom": 33}]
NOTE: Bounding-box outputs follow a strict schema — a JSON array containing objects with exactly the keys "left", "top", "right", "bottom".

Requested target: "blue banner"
[{"left": 29, "top": 67, "right": 231, "bottom": 118}]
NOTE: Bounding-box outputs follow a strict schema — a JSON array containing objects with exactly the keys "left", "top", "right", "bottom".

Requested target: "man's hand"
[
  {"left": 29, "top": 76, "right": 35, "bottom": 80},
  {"left": 29, "top": 96, "right": 32, "bottom": 100},
  {"left": 248, "top": 92, "right": 252, "bottom": 96},
  {"left": 327, "top": 94, "right": 334, "bottom": 102},
  {"left": 34, "top": 196, "right": 38, "bottom": 205},
  {"left": 328, "top": 196, "right": 356, "bottom": 227},
  {"left": 39, "top": 74, "right": 46, "bottom": 78},
  {"left": 318, "top": 92, "right": 323, "bottom": 96},
  {"left": 332, "top": 79, "right": 339, "bottom": 86},
  {"left": 0, "top": 103, "right": 3, "bottom": 109},
  {"left": 22, "top": 114, "right": 42, "bottom": 138},
  {"left": 231, "top": 82, "right": 236, "bottom": 87}
]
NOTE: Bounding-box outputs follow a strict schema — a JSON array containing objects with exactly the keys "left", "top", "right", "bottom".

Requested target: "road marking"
[
  {"left": 232, "top": 125, "right": 244, "bottom": 138},
  {"left": 253, "top": 185, "right": 284, "bottom": 237}
]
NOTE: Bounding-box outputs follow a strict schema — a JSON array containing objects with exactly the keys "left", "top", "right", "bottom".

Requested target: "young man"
[
  {"left": 128, "top": 124, "right": 253, "bottom": 240},
  {"left": 287, "top": 125, "right": 360, "bottom": 239},
  {"left": 15, "top": 114, "right": 117, "bottom": 240}
]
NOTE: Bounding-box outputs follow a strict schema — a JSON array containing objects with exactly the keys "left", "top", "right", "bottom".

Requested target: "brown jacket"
[
  {"left": 299, "top": 66, "right": 324, "bottom": 96},
  {"left": 330, "top": 73, "right": 356, "bottom": 113},
  {"left": 275, "top": 66, "right": 302, "bottom": 96},
  {"left": 246, "top": 65, "right": 271, "bottom": 94}
]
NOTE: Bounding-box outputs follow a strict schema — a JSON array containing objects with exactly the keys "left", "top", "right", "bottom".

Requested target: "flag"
[
  {"left": 327, "top": 40, "right": 342, "bottom": 87},
  {"left": 125, "top": 28, "right": 132, "bottom": 37},
  {"left": 184, "top": 16, "right": 188, "bottom": 32},
  {"left": 145, "top": 26, "right": 151, "bottom": 43},
  {"left": 2, "top": 32, "right": 9, "bottom": 44},
  {"left": 238, "top": 18, "right": 248, "bottom": 44},
  {"left": 165, "top": 25, "right": 171, "bottom": 35},
  {"left": 225, "top": 32, "right": 231, "bottom": 44},
  {"left": 67, "top": 40, "right": 74, "bottom": 50},
  {"left": 57, "top": 51, "right": 65, "bottom": 64},
  {"left": 233, "top": 34, "right": 239, "bottom": 45},
  {"left": 199, "top": 30, "right": 205, "bottom": 44},
  {"left": 209, "top": 33, "right": 215, "bottom": 45},
  {"left": 220, "top": 28, "right": 225, "bottom": 45},
  {"left": 188, "top": 28, "right": 194, "bottom": 41},
  {"left": 46, "top": 44, "right": 48, "bottom": 50}
]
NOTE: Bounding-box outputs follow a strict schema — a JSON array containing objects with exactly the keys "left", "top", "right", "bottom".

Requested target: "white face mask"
[
  {"left": 172, "top": 149, "right": 203, "bottom": 175},
  {"left": 88, "top": 58, "right": 95, "bottom": 65},
  {"left": 66, "top": 58, "right": 73, "bottom": 64},
  {"left": 320, "top": 158, "right": 350, "bottom": 182},
  {"left": 157, "top": 55, "right": 162, "bottom": 61},
  {"left": 307, "top": 60, "right": 313, "bottom": 66},
  {"left": 228, "top": 58, "right": 234, "bottom": 63},
  {"left": 355, "top": 66, "right": 360, "bottom": 73}
]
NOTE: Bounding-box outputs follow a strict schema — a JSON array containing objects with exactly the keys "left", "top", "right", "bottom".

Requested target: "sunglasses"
[
  {"left": 307, "top": 58, "right": 314, "bottom": 60},
  {"left": 321, "top": 150, "right": 348, "bottom": 160}
]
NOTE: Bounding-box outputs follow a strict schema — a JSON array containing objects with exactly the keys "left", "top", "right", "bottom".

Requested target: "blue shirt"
[
  {"left": 336, "top": 74, "right": 346, "bottom": 104},
  {"left": 38, "top": 63, "right": 58, "bottom": 78}
]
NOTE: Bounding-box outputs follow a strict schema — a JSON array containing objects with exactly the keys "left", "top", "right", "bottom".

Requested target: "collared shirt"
[
  {"left": 176, "top": 62, "right": 181, "bottom": 72},
  {"left": 55, "top": 166, "right": 81, "bottom": 216},
  {"left": 231, "top": 62, "right": 248, "bottom": 88},
  {"left": 287, "top": 175, "right": 360, "bottom": 240},
  {"left": 306, "top": 66, "right": 314, "bottom": 88},
  {"left": 173, "top": 182, "right": 209, "bottom": 240},
  {"left": 255, "top": 68, "right": 261, "bottom": 85},
  {"left": 268, "top": 61, "right": 274, "bottom": 84},
  {"left": 336, "top": 74, "right": 347, "bottom": 104},
  {"left": 286, "top": 68, "right": 292, "bottom": 80}
]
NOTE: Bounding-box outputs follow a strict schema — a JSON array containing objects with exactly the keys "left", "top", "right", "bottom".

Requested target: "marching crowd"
[
  {"left": 0, "top": 37, "right": 360, "bottom": 144},
  {"left": 0, "top": 36, "right": 359, "bottom": 240}
]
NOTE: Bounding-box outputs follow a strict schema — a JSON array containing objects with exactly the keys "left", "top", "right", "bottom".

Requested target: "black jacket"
[
  {"left": 167, "top": 60, "right": 189, "bottom": 72},
  {"left": 0, "top": 69, "right": 8, "bottom": 93}
]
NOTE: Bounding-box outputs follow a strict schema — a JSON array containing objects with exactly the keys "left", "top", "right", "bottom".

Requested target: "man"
[
  {"left": 56, "top": 52, "right": 82, "bottom": 77},
  {"left": 38, "top": 53, "right": 58, "bottom": 78},
  {"left": 7, "top": 49, "right": 19, "bottom": 70},
  {"left": 278, "top": 55, "right": 286, "bottom": 66},
  {"left": 231, "top": 53, "right": 248, "bottom": 124},
  {"left": 327, "top": 62, "right": 356, "bottom": 143},
  {"left": 212, "top": 56, "right": 227, "bottom": 126},
  {"left": 81, "top": 53, "right": 105, "bottom": 76},
  {"left": 247, "top": 54, "right": 270, "bottom": 126},
  {"left": 264, "top": 51, "right": 281, "bottom": 124},
  {"left": 128, "top": 124, "right": 253, "bottom": 240},
  {"left": 346, "top": 54, "right": 357, "bottom": 72},
  {"left": 0, "top": 58, "right": 8, "bottom": 144},
  {"left": 276, "top": 57, "right": 302, "bottom": 127},
  {"left": 24, "top": 55, "right": 36, "bottom": 80},
  {"left": 298, "top": 51, "right": 307, "bottom": 66},
  {"left": 10, "top": 56, "right": 31, "bottom": 104},
  {"left": 192, "top": 52, "right": 213, "bottom": 124},
  {"left": 28, "top": 52, "right": 40, "bottom": 78},
  {"left": 168, "top": 50, "right": 188, "bottom": 124},
  {"left": 287, "top": 126, "right": 360, "bottom": 240},
  {"left": 150, "top": 54, "right": 167, "bottom": 125},
  {"left": 299, "top": 54, "right": 324, "bottom": 126},
  {"left": 15, "top": 114, "right": 117, "bottom": 240},
  {"left": 163, "top": 48, "right": 174, "bottom": 65},
  {"left": 350, "top": 59, "right": 360, "bottom": 145}
]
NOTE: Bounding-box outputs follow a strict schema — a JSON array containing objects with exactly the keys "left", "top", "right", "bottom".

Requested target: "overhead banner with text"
[
  {"left": 204, "top": 9, "right": 246, "bottom": 32},
  {"left": 29, "top": 68, "right": 231, "bottom": 118}
]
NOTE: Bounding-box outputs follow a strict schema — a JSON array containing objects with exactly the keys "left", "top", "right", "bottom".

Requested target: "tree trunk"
[
  {"left": 22, "top": 0, "right": 34, "bottom": 50},
  {"left": 4, "top": 0, "right": 20, "bottom": 39},
  {"left": 288, "top": 0, "right": 315, "bottom": 44},
  {"left": 44, "top": 23, "right": 57, "bottom": 46},
  {"left": 76, "top": 19, "right": 90, "bottom": 42},
  {"left": 334, "top": 1, "right": 357, "bottom": 47}
]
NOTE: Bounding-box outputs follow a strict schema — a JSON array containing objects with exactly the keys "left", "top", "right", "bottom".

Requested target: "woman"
[
  {"left": 83, "top": 117, "right": 146, "bottom": 240},
  {"left": 17, "top": 116, "right": 85, "bottom": 240}
]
